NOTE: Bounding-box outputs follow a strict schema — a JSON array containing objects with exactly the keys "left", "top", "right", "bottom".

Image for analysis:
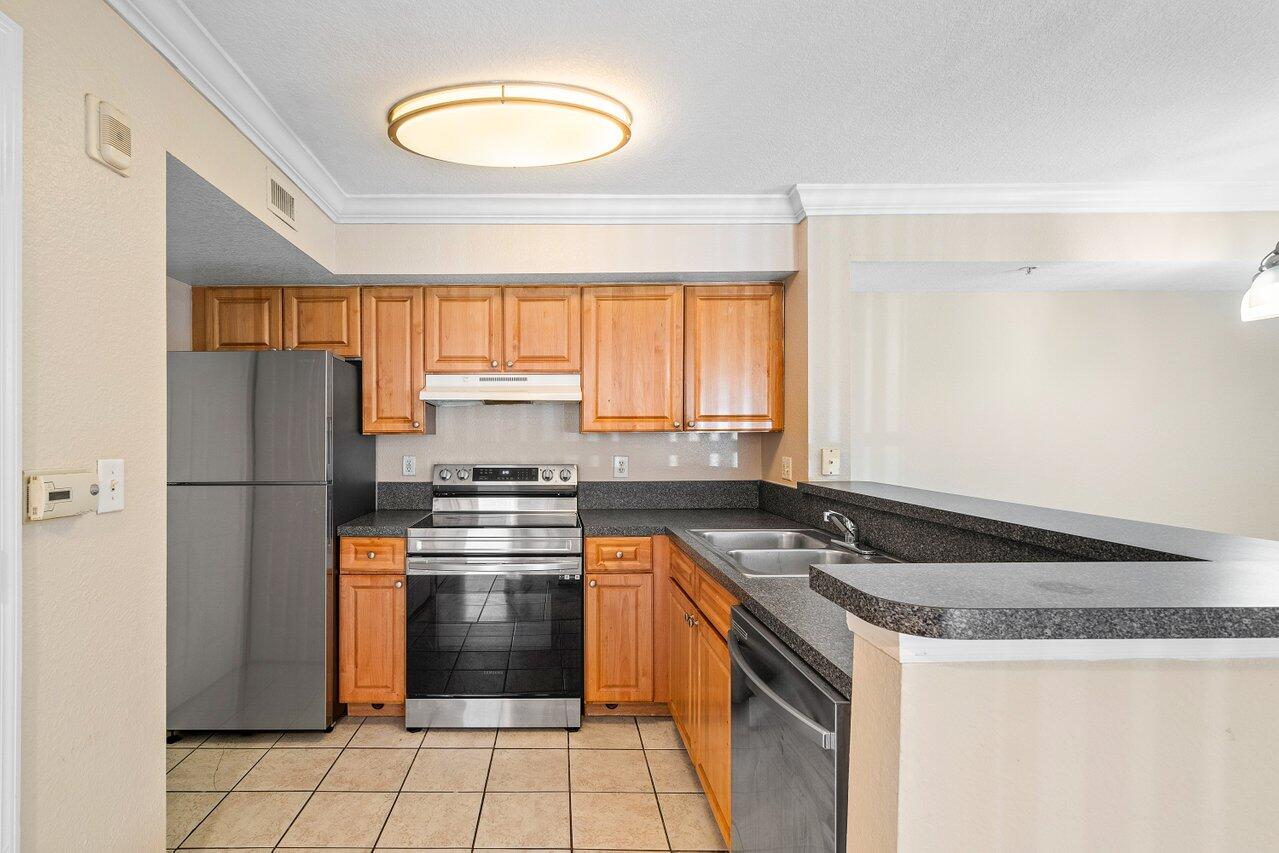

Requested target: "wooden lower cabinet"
[
  {"left": 666, "top": 545, "right": 735, "bottom": 846},
  {"left": 338, "top": 572, "right": 406, "bottom": 704},
  {"left": 585, "top": 572, "right": 654, "bottom": 702}
]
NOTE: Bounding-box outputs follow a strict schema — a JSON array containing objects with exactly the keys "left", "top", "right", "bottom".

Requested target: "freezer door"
[
  {"left": 167, "top": 484, "right": 331, "bottom": 731},
  {"left": 168, "top": 351, "right": 330, "bottom": 484}
]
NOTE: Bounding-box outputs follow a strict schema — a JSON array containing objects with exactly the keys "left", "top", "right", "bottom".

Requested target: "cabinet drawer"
[
  {"left": 694, "top": 570, "right": 737, "bottom": 638},
  {"left": 586, "top": 537, "right": 653, "bottom": 573},
  {"left": 340, "top": 537, "right": 406, "bottom": 573},
  {"left": 670, "top": 544, "right": 697, "bottom": 595}
]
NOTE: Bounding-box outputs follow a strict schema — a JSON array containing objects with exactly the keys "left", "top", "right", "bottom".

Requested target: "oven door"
[{"left": 405, "top": 556, "right": 584, "bottom": 701}]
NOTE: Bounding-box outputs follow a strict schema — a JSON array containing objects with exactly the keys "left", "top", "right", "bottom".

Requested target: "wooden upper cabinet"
[
  {"left": 585, "top": 572, "right": 654, "bottom": 703},
  {"left": 361, "top": 287, "right": 427, "bottom": 434},
  {"left": 425, "top": 286, "right": 503, "bottom": 372},
  {"left": 684, "top": 284, "right": 784, "bottom": 432},
  {"left": 338, "top": 572, "right": 406, "bottom": 704},
  {"left": 283, "top": 287, "right": 361, "bottom": 357},
  {"left": 581, "top": 285, "right": 684, "bottom": 432},
  {"left": 503, "top": 286, "right": 581, "bottom": 372},
  {"left": 195, "top": 287, "right": 282, "bottom": 351}
]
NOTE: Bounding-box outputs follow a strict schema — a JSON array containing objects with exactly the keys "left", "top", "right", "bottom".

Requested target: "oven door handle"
[{"left": 407, "top": 557, "right": 582, "bottom": 576}]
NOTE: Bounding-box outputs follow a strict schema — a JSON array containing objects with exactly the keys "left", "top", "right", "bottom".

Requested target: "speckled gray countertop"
[
  {"left": 807, "top": 482, "right": 1279, "bottom": 641},
  {"left": 584, "top": 509, "right": 856, "bottom": 698},
  {"left": 337, "top": 510, "right": 429, "bottom": 537}
]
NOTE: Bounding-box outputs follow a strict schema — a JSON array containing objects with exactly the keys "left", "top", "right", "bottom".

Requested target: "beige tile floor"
[{"left": 166, "top": 715, "right": 726, "bottom": 852}]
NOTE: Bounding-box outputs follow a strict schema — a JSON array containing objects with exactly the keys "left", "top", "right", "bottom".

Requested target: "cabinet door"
[
  {"left": 684, "top": 284, "right": 783, "bottom": 431},
  {"left": 585, "top": 572, "right": 654, "bottom": 703},
  {"left": 425, "top": 286, "right": 503, "bottom": 372},
  {"left": 581, "top": 285, "right": 683, "bottom": 432},
  {"left": 283, "top": 287, "right": 361, "bottom": 357},
  {"left": 338, "top": 573, "right": 406, "bottom": 704},
  {"left": 503, "top": 286, "right": 581, "bottom": 372},
  {"left": 667, "top": 579, "right": 698, "bottom": 753},
  {"left": 695, "top": 619, "right": 732, "bottom": 844},
  {"left": 360, "top": 287, "right": 427, "bottom": 434},
  {"left": 196, "top": 287, "right": 282, "bottom": 351}
]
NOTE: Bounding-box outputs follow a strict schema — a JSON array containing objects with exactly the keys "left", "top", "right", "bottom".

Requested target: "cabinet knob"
[
  {"left": 506, "top": 360, "right": 514, "bottom": 368},
  {"left": 588, "top": 579, "right": 597, "bottom": 588},
  {"left": 491, "top": 360, "right": 498, "bottom": 368},
  {"left": 394, "top": 580, "right": 402, "bottom": 589},
  {"left": 687, "top": 420, "right": 696, "bottom": 427},
  {"left": 673, "top": 421, "right": 681, "bottom": 428},
  {"left": 412, "top": 421, "right": 420, "bottom": 428},
  {"left": 366, "top": 551, "right": 376, "bottom": 559},
  {"left": 615, "top": 550, "right": 624, "bottom": 559}
]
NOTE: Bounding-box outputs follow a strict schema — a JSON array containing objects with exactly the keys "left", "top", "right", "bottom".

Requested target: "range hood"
[{"left": 420, "top": 373, "right": 582, "bottom": 403}]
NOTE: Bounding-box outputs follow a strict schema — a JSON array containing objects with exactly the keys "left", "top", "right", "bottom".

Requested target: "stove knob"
[
  {"left": 559, "top": 468, "right": 572, "bottom": 482},
  {"left": 541, "top": 469, "right": 554, "bottom": 481},
  {"left": 456, "top": 469, "right": 470, "bottom": 481},
  {"left": 438, "top": 469, "right": 451, "bottom": 481}
]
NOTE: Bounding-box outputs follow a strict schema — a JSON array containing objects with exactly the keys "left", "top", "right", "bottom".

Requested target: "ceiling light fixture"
[
  {"left": 387, "top": 81, "right": 632, "bottom": 168},
  {"left": 1241, "top": 242, "right": 1279, "bottom": 321}
]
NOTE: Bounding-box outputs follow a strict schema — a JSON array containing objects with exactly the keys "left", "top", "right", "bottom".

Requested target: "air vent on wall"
[
  {"left": 85, "top": 95, "right": 131, "bottom": 176},
  {"left": 266, "top": 166, "right": 297, "bottom": 229}
]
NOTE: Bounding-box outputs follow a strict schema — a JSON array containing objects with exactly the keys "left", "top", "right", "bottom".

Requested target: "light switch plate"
[
  {"left": 402, "top": 455, "right": 417, "bottom": 476},
  {"left": 820, "top": 448, "right": 841, "bottom": 476},
  {"left": 781, "top": 456, "right": 794, "bottom": 481},
  {"left": 96, "top": 458, "right": 124, "bottom": 513},
  {"left": 613, "top": 455, "right": 629, "bottom": 478}
]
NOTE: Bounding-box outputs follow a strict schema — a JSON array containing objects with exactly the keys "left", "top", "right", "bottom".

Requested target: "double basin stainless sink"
[{"left": 687, "top": 528, "right": 899, "bottom": 578}]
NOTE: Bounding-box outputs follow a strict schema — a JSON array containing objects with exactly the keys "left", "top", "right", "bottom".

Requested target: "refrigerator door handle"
[{"left": 729, "top": 632, "right": 838, "bottom": 750}]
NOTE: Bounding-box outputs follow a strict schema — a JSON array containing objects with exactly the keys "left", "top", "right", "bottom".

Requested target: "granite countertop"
[
  {"left": 806, "top": 481, "right": 1279, "bottom": 641},
  {"left": 584, "top": 509, "right": 857, "bottom": 698},
  {"left": 337, "top": 510, "right": 429, "bottom": 537}
]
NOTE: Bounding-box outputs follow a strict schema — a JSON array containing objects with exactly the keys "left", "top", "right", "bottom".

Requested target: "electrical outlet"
[
  {"left": 821, "top": 448, "right": 841, "bottom": 476},
  {"left": 781, "top": 456, "right": 793, "bottom": 481},
  {"left": 402, "top": 455, "right": 417, "bottom": 476},
  {"left": 613, "top": 455, "right": 629, "bottom": 478},
  {"left": 96, "top": 458, "right": 124, "bottom": 513}
]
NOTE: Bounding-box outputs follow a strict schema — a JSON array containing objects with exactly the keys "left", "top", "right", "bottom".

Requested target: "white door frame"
[{"left": 0, "top": 11, "right": 21, "bottom": 853}]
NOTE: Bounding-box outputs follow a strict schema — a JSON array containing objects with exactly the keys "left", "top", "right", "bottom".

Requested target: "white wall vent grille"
[
  {"left": 84, "top": 94, "right": 131, "bottom": 175},
  {"left": 266, "top": 166, "right": 297, "bottom": 228}
]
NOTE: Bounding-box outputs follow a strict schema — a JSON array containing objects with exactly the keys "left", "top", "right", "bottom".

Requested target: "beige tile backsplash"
[{"left": 375, "top": 402, "right": 762, "bottom": 481}]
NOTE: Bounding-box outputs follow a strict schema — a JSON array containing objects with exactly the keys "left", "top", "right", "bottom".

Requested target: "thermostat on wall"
[{"left": 26, "top": 468, "right": 98, "bottom": 521}]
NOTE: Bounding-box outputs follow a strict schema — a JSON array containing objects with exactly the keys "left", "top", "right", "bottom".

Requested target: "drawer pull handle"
[{"left": 366, "top": 551, "right": 376, "bottom": 559}]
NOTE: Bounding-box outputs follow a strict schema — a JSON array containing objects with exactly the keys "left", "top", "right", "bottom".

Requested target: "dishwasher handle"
[{"left": 728, "top": 633, "right": 838, "bottom": 751}]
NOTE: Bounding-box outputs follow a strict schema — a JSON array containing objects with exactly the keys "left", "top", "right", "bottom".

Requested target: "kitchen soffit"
[{"left": 117, "top": 0, "right": 1279, "bottom": 223}]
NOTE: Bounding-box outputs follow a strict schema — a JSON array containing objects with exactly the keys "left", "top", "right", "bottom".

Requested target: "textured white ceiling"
[{"left": 178, "top": 0, "right": 1279, "bottom": 197}]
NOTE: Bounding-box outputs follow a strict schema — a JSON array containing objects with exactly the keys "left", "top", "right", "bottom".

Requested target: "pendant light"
[
  {"left": 388, "top": 81, "right": 631, "bottom": 168},
  {"left": 1241, "top": 242, "right": 1279, "bottom": 321}
]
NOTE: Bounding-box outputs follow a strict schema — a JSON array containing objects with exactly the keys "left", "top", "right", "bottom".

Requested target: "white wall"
[
  {"left": 803, "top": 213, "right": 1279, "bottom": 539},
  {"left": 376, "top": 403, "right": 761, "bottom": 482},
  {"left": 166, "top": 276, "right": 192, "bottom": 351},
  {"left": 846, "top": 290, "right": 1279, "bottom": 539}
]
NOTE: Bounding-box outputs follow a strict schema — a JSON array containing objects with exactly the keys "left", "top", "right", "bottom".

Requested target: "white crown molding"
[
  {"left": 105, "top": 0, "right": 346, "bottom": 219},
  {"left": 793, "top": 182, "right": 1279, "bottom": 216},
  {"left": 341, "top": 193, "right": 801, "bottom": 225},
  {"left": 107, "top": 1, "right": 1279, "bottom": 225}
]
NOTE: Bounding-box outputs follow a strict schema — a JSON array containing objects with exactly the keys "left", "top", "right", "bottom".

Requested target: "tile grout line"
[
  {"left": 169, "top": 733, "right": 277, "bottom": 850},
  {"left": 368, "top": 722, "right": 425, "bottom": 850},
  {"left": 471, "top": 736, "right": 498, "bottom": 850},
  {"left": 266, "top": 716, "right": 365, "bottom": 850},
  {"left": 644, "top": 740, "right": 676, "bottom": 852}
]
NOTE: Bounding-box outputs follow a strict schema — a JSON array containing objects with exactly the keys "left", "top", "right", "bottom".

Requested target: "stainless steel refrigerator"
[{"left": 167, "top": 351, "right": 374, "bottom": 731}]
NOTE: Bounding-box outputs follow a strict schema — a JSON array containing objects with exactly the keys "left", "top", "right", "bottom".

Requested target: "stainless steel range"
[{"left": 405, "top": 464, "right": 583, "bottom": 729}]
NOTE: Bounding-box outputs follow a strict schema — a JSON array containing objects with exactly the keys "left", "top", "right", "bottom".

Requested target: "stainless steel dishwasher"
[{"left": 729, "top": 606, "right": 850, "bottom": 852}]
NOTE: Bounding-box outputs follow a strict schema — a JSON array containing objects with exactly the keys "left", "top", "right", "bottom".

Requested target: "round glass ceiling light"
[{"left": 388, "top": 81, "right": 632, "bottom": 167}]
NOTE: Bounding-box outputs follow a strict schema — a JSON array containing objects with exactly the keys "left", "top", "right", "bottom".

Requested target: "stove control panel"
[{"left": 432, "top": 464, "right": 577, "bottom": 487}]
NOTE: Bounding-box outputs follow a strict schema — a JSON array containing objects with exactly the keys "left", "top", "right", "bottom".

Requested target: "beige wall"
[
  {"left": 804, "top": 212, "right": 1279, "bottom": 536},
  {"left": 847, "top": 290, "right": 1279, "bottom": 539},
  {"left": 376, "top": 403, "right": 761, "bottom": 483},
  {"left": 880, "top": 651, "right": 1279, "bottom": 851},
  {"left": 5, "top": 0, "right": 333, "bottom": 848},
  {"left": 335, "top": 222, "right": 793, "bottom": 277},
  {"left": 166, "top": 277, "right": 192, "bottom": 351},
  {"left": 760, "top": 219, "right": 808, "bottom": 484}
]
